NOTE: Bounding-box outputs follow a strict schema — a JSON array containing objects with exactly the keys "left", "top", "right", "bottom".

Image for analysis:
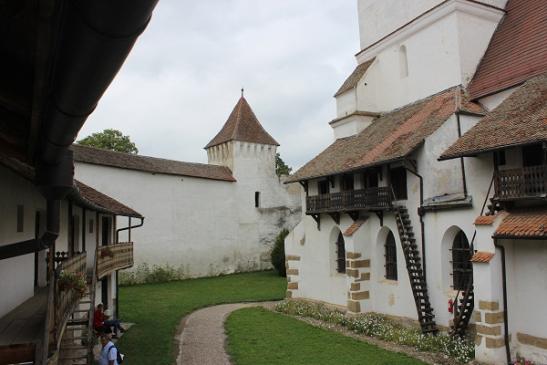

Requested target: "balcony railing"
[
  {"left": 306, "top": 187, "right": 392, "bottom": 214},
  {"left": 53, "top": 252, "right": 87, "bottom": 346},
  {"left": 97, "top": 242, "right": 134, "bottom": 279},
  {"left": 494, "top": 165, "right": 546, "bottom": 201}
]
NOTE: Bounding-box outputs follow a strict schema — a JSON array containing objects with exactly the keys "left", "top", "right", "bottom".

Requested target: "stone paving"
[{"left": 176, "top": 302, "right": 279, "bottom": 365}]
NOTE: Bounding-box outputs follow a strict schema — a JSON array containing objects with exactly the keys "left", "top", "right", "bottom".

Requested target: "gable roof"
[
  {"left": 72, "top": 144, "right": 236, "bottom": 182},
  {"left": 334, "top": 58, "right": 375, "bottom": 97},
  {"left": 0, "top": 154, "right": 142, "bottom": 217},
  {"left": 287, "top": 87, "right": 484, "bottom": 182},
  {"left": 205, "top": 96, "right": 278, "bottom": 148},
  {"left": 441, "top": 73, "right": 547, "bottom": 160},
  {"left": 468, "top": 0, "right": 547, "bottom": 100}
]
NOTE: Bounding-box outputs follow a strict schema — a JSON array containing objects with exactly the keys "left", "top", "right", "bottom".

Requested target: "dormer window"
[{"left": 399, "top": 45, "right": 408, "bottom": 78}]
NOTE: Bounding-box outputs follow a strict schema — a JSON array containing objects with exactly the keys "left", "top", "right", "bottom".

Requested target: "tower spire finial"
[{"left": 241, "top": 87, "right": 244, "bottom": 98}]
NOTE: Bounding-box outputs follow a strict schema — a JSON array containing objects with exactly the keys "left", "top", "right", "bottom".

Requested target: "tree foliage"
[
  {"left": 77, "top": 129, "right": 139, "bottom": 154},
  {"left": 271, "top": 228, "right": 289, "bottom": 277},
  {"left": 275, "top": 153, "right": 292, "bottom": 176}
]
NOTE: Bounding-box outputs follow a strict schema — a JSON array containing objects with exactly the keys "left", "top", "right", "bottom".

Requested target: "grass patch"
[
  {"left": 117, "top": 271, "right": 286, "bottom": 365},
  {"left": 226, "top": 307, "right": 426, "bottom": 365}
]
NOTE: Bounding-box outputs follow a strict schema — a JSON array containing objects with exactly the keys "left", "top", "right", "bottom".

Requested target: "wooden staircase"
[
  {"left": 58, "top": 273, "right": 96, "bottom": 365},
  {"left": 450, "top": 281, "right": 474, "bottom": 337},
  {"left": 394, "top": 206, "right": 438, "bottom": 334}
]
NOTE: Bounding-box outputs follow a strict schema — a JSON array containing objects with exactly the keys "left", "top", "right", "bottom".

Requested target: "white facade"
[
  {"left": 285, "top": 1, "right": 547, "bottom": 364},
  {"left": 75, "top": 120, "right": 301, "bottom": 279}
]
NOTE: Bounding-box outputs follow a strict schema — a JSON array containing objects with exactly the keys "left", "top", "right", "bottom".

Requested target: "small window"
[
  {"left": 390, "top": 167, "right": 407, "bottom": 200},
  {"left": 16, "top": 205, "right": 24, "bottom": 232},
  {"left": 385, "top": 231, "right": 398, "bottom": 280},
  {"left": 255, "top": 191, "right": 260, "bottom": 208},
  {"left": 335, "top": 232, "right": 346, "bottom": 273},
  {"left": 89, "top": 219, "right": 94, "bottom": 234},
  {"left": 522, "top": 144, "right": 543, "bottom": 167},
  {"left": 496, "top": 150, "right": 506, "bottom": 166},
  {"left": 452, "top": 231, "right": 473, "bottom": 290},
  {"left": 399, "top": 45, "right": 408, "bottom": 78},
  {"left": 318, "top": 180, "right": 330, "bottom": 195},
  {"left": 362, "top": 170, "right": 378, "bottom": 189},
  {"left": 341, "top": 174, "right": 354, "bottom": 191}
]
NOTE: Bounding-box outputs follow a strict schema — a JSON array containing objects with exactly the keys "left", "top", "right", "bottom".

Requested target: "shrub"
[
  {"left": 275, "top": 300, "right": 475, "bottom": 364},
  {"left": 271, "top": 229, "right": 289, "bottom": 277},
  {"left": 119, "top": 263, "right": 182, "bottom": 285}
]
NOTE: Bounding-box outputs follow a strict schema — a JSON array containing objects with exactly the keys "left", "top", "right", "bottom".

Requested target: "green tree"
[
  {"left": 77, "top": 129, "right": 139, "bottom": 154},
  {"left": 275, "top": 153, "right": 292, "bottom": 176}
]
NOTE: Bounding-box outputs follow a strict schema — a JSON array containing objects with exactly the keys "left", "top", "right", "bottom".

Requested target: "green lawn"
[
  {"left": 117, "top": 271, "right": 286, "bottom": 365},
  {"left": 226, "top": 307, "right": 426, "bottom": 365}
]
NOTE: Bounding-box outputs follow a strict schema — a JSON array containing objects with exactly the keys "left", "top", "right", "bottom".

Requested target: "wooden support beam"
[
  {"left": 328, "top": 212, "right": 340, "bottom": 225},
  {"left": 309, "top": 214, "right": 321, "bottom": 230},
  {"left": 375, "top": 211, "right": 384, "bottom": 226},
  {"left": 0, "top": 344, "right": 35, "bottom": 364},
  {"left": 348, "top": 211, "right": 359, "bottom": 222},
  {"left": 0, "top": 239, "right": 42, "bottom": 260}
]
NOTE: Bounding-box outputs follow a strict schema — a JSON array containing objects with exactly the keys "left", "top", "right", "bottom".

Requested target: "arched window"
[
  {"left": 335, "top": 232, "right": 346, "bottom": 273},
  {"left": 399, "top": 45, "right": 408, "bottom": 78},
  {"left": 452, "top": 231, "right": 473, "bottom": 290},
  {"left": 385, "top": 231, "right": 397, "bottom": 280}
]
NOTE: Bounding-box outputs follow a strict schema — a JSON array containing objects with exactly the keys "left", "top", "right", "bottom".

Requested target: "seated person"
[{"left": 94, "top": 303, "right": 126, "bottom": 337}]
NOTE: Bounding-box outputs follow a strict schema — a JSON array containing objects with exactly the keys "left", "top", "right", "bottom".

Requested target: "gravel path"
[{"left": 176, "top": 302, "right": 278, "bottom": 365}]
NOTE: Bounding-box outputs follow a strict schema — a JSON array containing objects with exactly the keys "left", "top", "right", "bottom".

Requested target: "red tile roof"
[
  {"left": 343, "top": 219, "right": 368, "bottom": 237},
  {"left": 441, "top": 73, "right": 547, "bottom": 159},
  {"left": 205, "top": 96, "right": 278, "bottom": 148},
  {"left": 0, "top": 154, "right": 142, "bottom": 217},
  {"left": 334, "top": 58, "right": 375, "bottom": 97},
  {"left": 72, "top": 144, "right": 236, "bottom": 182},
  {"left": 468, "top": 0, "right": 547, "bottom": 100},
  {"left": 474, "top": 215, "right": 496, "bottom": 226},
  {"left": 470, "top": 251, "right": 495, "bottom": 263},
  {"left": 74, "top": 181, "right": 142, "bottom": 218},
  {"left": 494, "top": 209, "right": 547, "bottom": 239},
  {"left": 288, "top": 87, "right": 484, "bottom": 182}
]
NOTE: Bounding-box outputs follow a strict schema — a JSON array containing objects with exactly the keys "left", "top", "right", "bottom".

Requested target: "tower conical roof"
[{"left": 205, "top": 96, "right": 279, "bottom": 149}]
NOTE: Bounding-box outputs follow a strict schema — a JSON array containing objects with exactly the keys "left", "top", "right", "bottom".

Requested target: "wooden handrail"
[
  {"left": 494, "top": 165, "right": 546, "bottom": 200},
  {"left": 97, "top": 242, "right": 134, "bottom": 279},
  {"left": 306, "top": 187, "right": 392, "bottom": 214}
]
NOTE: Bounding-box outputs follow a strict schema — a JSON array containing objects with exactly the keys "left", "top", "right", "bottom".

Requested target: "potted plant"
[
  {"left": 101, "top": 247, "right": 114, "bottom": 258},
  {"left": 58, "top": 271, "right": 87, "bottom": 298}
]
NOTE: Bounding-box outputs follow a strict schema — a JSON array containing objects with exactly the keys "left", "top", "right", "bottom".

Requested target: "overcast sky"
[{"left": 79, "top": 1, "right": 360, "bottom": 170}]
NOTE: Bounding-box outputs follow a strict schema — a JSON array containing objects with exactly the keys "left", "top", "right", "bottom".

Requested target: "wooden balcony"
[
  {"left": 97, "top": 242, "right": 134, "bottom": 279},
  {"left": 306, "top": 187, "right": 392, "bottom": 214},
  {"left": 494, "top": 165, "right": 547, "bottom": 201}
]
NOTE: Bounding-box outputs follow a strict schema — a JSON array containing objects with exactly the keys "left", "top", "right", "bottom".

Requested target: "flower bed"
[{"left": 275, "top": 300, "right": 474, "bottom": 364}]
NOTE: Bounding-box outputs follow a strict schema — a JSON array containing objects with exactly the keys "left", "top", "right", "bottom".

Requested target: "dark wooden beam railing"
[
  {"left": 494, "top": 165, "right": 546, "bottom": 201},
  {"left": 306, "top": 187, "right": 392, "bottom": 214}
]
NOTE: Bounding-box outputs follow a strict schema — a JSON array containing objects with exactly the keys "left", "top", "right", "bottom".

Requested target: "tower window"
[
  {"left": 399, "top": 45, "right": 408, "bottom": 78},
  {"left": 17, "top": 205, "right": 24, "bottom": 232},
  {"left": 385, "top": 231, "right": 398, "bottom": 280},
  {"left": 255, "top": 192, "right": 260, "bottom": 208}
]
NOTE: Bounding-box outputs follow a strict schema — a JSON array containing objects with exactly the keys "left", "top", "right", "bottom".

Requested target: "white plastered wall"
[{"left": 0, "top": 166, "right": 45, "bottom": 318}]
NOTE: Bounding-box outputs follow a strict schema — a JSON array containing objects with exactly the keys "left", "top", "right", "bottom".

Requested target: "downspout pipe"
[
  {"left": 115, "top": 217, "right": 144, "bottom": 243},
  {"left": 455, "top": 112, "right": 468, "bottom": 197},
  {"left": 404, "top": 161, "right": 427, "bottom": 278},
  {"left": 494, "top": 239, "right": 512, "bottom": 365}
]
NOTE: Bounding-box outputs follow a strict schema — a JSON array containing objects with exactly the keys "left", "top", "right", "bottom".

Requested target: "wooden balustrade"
[
  {"left": 97, "top": 242, "right": 134, "bottom": 279},
  {"left": 306, "top": 187, "right": 392, "bottom": 214},
  {"left": 53, "top": 252, "right": 87, "bottom": 346},
  {"left": 494, "top": 165, "right": 546, "bottom": 201}
]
